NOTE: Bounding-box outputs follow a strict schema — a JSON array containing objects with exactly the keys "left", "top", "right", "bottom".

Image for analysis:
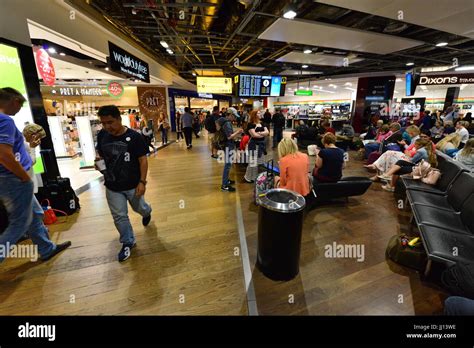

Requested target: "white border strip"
[{"left": 235, "top": 192, "right": 258, "bottom": 316}]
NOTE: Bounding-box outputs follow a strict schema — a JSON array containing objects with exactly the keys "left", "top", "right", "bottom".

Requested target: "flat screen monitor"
[{"left": 236, "top": 74, "right": 286, "bottom": 97}]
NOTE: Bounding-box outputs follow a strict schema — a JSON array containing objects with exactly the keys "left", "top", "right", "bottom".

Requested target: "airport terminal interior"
[{"left": 1, "top": 0, "right": 474, "bottom": 317}]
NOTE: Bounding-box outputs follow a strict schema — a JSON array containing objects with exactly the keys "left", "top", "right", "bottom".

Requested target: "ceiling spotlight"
[
  {"left": 283, "top": 10, "right": 297, "bottom": 19},
  {"left": 303, "top": 49, "right": 312, "bottom": 54},
  {"left": 132, "top": 8, "right": 137, "bottom": 15},
  {"left": 302, "top": 65, "right": 308, "bottom": 68},
  {"left": 105, "top": 67, "right": 109, "bottom": 71},
  {"left": 192, "top": 72, "right": 196, "bottom": 76},
  {"left": 435, "top": 42, "right": 448, "bottom": 47},
  {"left": 166, "top": 49, "right": 174, "bottom": 55},
  {"left": 406, "top": 62, "right": 415, "bottom": 66},
  {"left": 48, "top": 47, "right": 56, "bottom": 54},
  {"left": 160, "top": 41, "right": 169, "bottom": 48},
  {"left": 59, "top": 52, "right": 66, "bottom": 56},
  {"left": 344, "top": 82, "right": 352, "bottom": 86},
  {"left": 135, "top": 79, "right": 139, "bottom": 83}
]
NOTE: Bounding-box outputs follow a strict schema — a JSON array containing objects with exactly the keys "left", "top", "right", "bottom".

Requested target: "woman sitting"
[
  {"left": 364, "top": 125, "right": 421, "bottom": 179},
  {"left": 436, "top": 132, "right": 462, "bottom": 157},
  {"left": 313, "top": 133, "right": 345, "bottom": 183},
  {"left": 430, "top": 120, "right": 445, "bottom": 142},
  {"left": 274, "top": 138, "right": 310, "bottom": 197},
  {"left": 454, "top": 138, "right": 474, "bottom": 170},
  {"left": 381, "top": 139, "right": 437, "bottom": 192},
  {"left": 364, "top": 124, "right": 392, "bottom": 158}
]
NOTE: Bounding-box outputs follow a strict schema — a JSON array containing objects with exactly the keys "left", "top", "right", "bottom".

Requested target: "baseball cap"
[{"left": 226, "top": 107, "right": 240, "bottom": 119}]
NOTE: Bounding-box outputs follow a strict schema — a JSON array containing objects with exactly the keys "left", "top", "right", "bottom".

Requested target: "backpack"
[
  {"left": 442, "top": 263, "right": 474, "bottom": 299},
  {"left": 386, "top": 234, "right": 427, "bottom": 271},
  {"left": 205, "top": 116, "right": 217, "bottom": 133},
  {"left": 214, "top": 120, "right": 228, "bottom": 149}
]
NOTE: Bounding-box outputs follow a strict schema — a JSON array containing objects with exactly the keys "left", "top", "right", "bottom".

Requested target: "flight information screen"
[{"left": 237, "top": 75, "right": 285, "bottom": 97}]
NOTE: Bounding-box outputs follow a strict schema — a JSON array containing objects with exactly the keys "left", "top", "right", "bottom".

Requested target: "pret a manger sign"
[
  {"left": 418, "top": 73, "right": 474, "bottom": 85},
  {"left": 108, "top": 42, "right": 150, "bottom": 83}
]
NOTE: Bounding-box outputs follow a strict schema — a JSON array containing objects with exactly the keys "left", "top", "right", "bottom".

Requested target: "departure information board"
[{"left": 236, "top": 75, "right": 286, "bottom": 97}]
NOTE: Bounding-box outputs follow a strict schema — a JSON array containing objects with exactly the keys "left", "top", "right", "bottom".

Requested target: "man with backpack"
[
  {"left": 272, "top": 108, "right": 285, "bottom": 149},
  {"left": 205, "top": 106, "right": 219, "bottom": 158},
  {"left": 216, "top": 108, "right": 242, "bottom": 192}
]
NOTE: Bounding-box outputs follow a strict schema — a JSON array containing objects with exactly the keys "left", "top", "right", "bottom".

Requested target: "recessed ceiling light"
[
  {"left": 283, "top": 10, "right": 297, "bottom": 19},
  {"left": 167, "top": 49, "right": 174, "bottom": 55},
  {"left": 302, "top": 65, "right": 308, "bottom": 68},
  {"left": 135, "top": 79, "right": 140, "bottom": 83},
  {"left": 59, "top": 52, "right": 66, "bottom": 56},
  {"left": 160, "top": 41, "right": 169, "bottom": 48},
  {"left": 192, "top": 72, "right": 196, "bottom": 76},
  {"left": 132, "top": 8, "right": 137, "bottom": 15},
  {"left": 344, "top": 82, "right": 352, "bottom": 86},
  {"left": 48, "top": 47, "right": 56, "bottom": 54},
  {"left": 406, "top": 62, "right": 415, "bottom": 66},
  {"left": 435, "top": 42, "right": 448, "bottom": 47},
  {"left": 303, "top": 49, "right": 312, "bottom": 54}
]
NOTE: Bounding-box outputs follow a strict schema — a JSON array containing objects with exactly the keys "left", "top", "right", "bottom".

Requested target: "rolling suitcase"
[{"left": 254, "top": 160, "right": 275, "bottom": 205}]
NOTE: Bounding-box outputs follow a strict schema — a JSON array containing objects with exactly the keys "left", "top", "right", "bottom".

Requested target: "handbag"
[
  {"left": 412, "top": 159, "right": 432, "bottom": 179},
  {"left": 421, "top": 168, "right": 441, "bottom": 185}
]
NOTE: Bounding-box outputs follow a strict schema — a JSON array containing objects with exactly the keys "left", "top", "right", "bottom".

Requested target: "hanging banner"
[
  {"left": 137, "top": 86, "right": 167, "bottom": 125},
  {"left": 35, "top": 48, "right": 56, "bottom": 86}
]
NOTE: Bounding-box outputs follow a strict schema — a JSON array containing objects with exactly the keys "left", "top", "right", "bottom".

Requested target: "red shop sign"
[
  {"left": 107, "top": 81, "right": 124, "bottom": 98},
  {"left": 36, "top": 48, "right": 56, "bottom": 86}
]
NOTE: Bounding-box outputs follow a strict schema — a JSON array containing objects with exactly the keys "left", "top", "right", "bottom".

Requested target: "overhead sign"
[
  {"left": 35, "top": 48, "right": 56, "bottom": 86},
  {"left": 294, "top": 90, "right": 313, "bottom": 96},
  {"left": 58, "top": 87, "right": 103, "bottom": 96},
  {"left": 197, "top": 77, "right": 232, "bottom": 94},
  {"left": 237, "top": 74, "right": 286, "bottom": 97},
  {"left": 418, "top": 73, "right": 474, "bottom": 85},
  {"left": 198, "top": 93, "right": 213, "bottom": 98},
  {"left": 107, "top": 81, "right": 124, "bottom": 98},
  {"left": 108, "top": 42, "right": 150, "bottom": 83}
]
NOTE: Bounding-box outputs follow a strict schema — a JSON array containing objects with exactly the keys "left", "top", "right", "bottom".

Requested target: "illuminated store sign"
[
  {"left": 197, "top": 77, "right": 232, "bottom": 94},
  {"left": 418, "top": 73, "right": 474, "bottom": 85},
  {"left": 108, "top": 42, "right": 150, "bottom": 83}
]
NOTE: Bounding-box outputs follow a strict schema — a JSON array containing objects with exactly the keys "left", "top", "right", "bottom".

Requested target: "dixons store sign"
[
  {"left": 108, "top": 42, "right": 150, "bottom": 83},
  {"left": 418, "top": 73, "right": 474, "bottom": 85}
]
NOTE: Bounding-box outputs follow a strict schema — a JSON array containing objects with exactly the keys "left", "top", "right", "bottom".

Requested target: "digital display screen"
[
  {"left": 237, "top": 74, "right": 285, "bottom": 97},
  {"left": 406, "top": 73, "right": 413, "bottom": 96}
]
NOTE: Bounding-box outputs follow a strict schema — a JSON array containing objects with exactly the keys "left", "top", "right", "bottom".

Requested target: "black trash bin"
[{"left": 256, "top": 188, "right": 306, "bottom": 281}]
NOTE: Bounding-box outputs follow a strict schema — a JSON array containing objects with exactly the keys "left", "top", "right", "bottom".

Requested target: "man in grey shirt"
[{"left": 181, "top": 107, "right": 194, "bottom": 149}]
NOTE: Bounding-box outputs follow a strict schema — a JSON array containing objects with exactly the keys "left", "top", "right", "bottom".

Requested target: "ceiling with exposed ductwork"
[{"left": 76, "top": 0, "right": 474, "bottom": 84}]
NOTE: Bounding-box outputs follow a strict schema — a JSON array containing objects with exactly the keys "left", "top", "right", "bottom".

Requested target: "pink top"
[
  {"left": 376, "top": 130, "right": 393, "bottom": 143},
  {"left": 279, "top": 152, "right": 310, "bottom": 197}
]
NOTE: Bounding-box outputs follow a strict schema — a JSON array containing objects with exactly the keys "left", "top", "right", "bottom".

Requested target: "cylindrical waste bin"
[{"left": 256, "top": 188, "right": 306, "bottom": 281}]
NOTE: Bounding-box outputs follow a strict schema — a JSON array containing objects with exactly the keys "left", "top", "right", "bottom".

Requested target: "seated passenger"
[
  {"left": 291, "top": 120, "right": 308, "bottom": 140},
  {"left": 381, "top": 139, "right": 437, "bottom": 192},
  {"left": 430, "top": 120, "right": 444, "bottom": 142},
  {"left": 364, "top": 124, "right": 392, "bottom": 158},
  {"left": 455, "top": 120, "right": 470, "bottom": 149},
  {"left": 436, "top": 132, "right": 462, "bottom": 157},
  {"left": 381, "top": 122, "right": 403, "bottom": 152},
  {"left": 312, "top": 133, "right": 345, "bottom": 183},
  {"left": 274, "top": 138, "right": 310, "bottom": 197},
  {"left": 454, "top": 138, "right": 474, "bottom": 170}
]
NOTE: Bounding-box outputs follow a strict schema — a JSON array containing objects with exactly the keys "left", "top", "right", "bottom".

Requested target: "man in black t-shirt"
[
  {"left": 96, "top": 105, "right": 152, "bottom": 262},
  {"left": 271, "top": 108, "right": 285, "bottom": 148}
]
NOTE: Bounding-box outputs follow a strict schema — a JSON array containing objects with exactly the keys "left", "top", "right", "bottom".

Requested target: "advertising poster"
[{"left": 137, "top": 86, "right": 167, "bottom": 128}]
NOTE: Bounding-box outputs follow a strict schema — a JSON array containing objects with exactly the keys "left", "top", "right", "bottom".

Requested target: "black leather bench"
[
  {"left": 312, "top": 176, "right": 372, "bottom": 204},
  {"left": 403, "top": 155, "right": 474, "bottom": 271}
]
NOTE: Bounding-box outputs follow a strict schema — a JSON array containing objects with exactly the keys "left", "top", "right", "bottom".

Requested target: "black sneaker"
[
  {"left": 142, "top": 213, "right": 152, "bottom": 227},
  {"left": 118, "top": 243, "right": 136, "bottom": 262},
  {"left": 40, "top": 241, "right": 72, "bottom": 261},
  {"left": 221, "top": 185, "right": 236, "bottom": 192},
  {"left": 227, "top": 179, "right": 235, "bottom": 185}
]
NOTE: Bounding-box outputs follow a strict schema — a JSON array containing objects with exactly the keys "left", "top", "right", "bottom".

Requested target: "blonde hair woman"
[
  {"left": 454, "top": 138, "right": 474, "bottom": 170},
  {"left": 436, "top": 133, "right": 461, "bottom": 154},
  {"left": 274, "top": 138, "right": 310, "bottom": 196}
]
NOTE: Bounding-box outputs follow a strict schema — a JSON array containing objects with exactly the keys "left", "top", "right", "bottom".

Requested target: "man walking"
[
  {"left": 216, "top": 108, "right": 242, "bottom": 192},
  {"left": 272, "top": 107, "right": 285, "bottom": 149},
  {"left": 182, "top": 107, "right": 194, "bottom": 149},
  {"left": 0, "top": 87, "right": 71, "bottom": 263},
  {"left": 205, "top": 106, "right": 219, "bottom": 158},
  {"left": 96, "top": 105, "right": 152, "bottom": 262}
]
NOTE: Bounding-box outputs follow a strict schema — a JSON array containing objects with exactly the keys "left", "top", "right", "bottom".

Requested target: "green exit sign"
[{"left": 294, "top": 90, "right": 313, "bottom": 96}]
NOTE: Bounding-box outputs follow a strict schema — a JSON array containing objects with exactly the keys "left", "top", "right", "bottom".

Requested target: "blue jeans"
[
  {"left": 0, "top": 176, "right": 55, "bottom": 262},
  {"left": 444, "top": 296, "right": 474, "bottom": 315},
  {"left": 365, "top": 142, "right": 380, "bottom": 158},
  {"left": 105, "top": 188, "right": 152, "bottom": 245},
  {"left": 222, "top": 146, "right": 233, "bottom": 186}
]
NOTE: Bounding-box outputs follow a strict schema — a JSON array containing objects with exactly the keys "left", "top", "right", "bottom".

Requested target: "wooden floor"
[{"left": 0, "top": 132, "right": 446, "bottom": 315}]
